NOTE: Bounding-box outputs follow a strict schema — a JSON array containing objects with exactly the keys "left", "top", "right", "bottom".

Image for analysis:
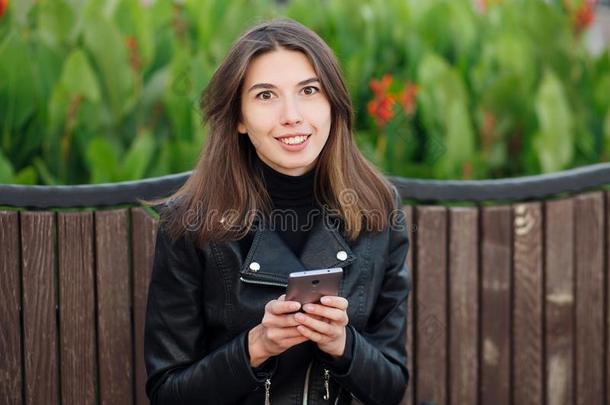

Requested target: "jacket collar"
[{"left": 239, "top": 210, "right": 357, "bottom": 287}]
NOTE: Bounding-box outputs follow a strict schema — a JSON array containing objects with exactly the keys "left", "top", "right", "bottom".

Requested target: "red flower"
[
  {"left": 367, "top": 96, "right": 396, "bottom": 127},
  {"left": 367, "top": 75, "right": 419, "bottom": 127},
  {"left": 0, "top": 0, "right": 9, "bottom": 19},
  {"left": 368, "top": 75, "right": 396, "bottom": 127},
  {"left": 573, "top": 0, "right": 596, "bottom": 34},
  {"left": 369, "top": 74, "right": 393, "bottom": 97},
  {"left": 397, "top": 82, "right": 418, "bottom": 115}
]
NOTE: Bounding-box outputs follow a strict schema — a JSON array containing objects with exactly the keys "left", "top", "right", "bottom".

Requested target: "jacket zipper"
[
  {"left": 302, "top": 362, "right": 334, "bottom": 404},
  {"left": 323, "top": 368, "right": 330, "bottom": 400},
  {"left": 264, "top": 378, "right": 271, "bottom": 405},
  {"left": 302, "top": 360, "right": 313, "bottom": 404},
  {"left": 265, "top": 361, "right": 337, "bottom": 404},
  {"left": 239, "top": 276, "right": 287, "bottom": 288}
]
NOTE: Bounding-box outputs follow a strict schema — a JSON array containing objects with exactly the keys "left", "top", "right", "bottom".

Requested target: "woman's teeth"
[{"left": 279, "top": 135, "right": 309, "bottom": 145}]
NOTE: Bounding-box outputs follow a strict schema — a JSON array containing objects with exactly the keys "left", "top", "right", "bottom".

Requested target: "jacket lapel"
[{"left": 239, "top": 212, "right": 357, "bottom": 287}]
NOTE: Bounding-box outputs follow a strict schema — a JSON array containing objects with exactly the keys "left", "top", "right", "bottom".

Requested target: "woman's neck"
[{"left": 254, "top": 154, "right": 316, "bottom": 209}]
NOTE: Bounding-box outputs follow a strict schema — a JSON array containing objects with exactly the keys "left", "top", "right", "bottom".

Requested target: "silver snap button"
[
  {"left": 336, "top": 251, "right": 348, "bottom": 261},
  {"left": 249, "top": 262, "right": 261, "bottom": 272}
]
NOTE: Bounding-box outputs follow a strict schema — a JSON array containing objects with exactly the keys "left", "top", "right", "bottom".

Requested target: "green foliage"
[{"left": 0, "top": 0, "right": 608, "bottom": 184}]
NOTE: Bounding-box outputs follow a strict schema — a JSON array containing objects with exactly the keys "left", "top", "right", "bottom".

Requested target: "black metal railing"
[{"left": 1, "top": 163, "right": 609, "bottom": 208}]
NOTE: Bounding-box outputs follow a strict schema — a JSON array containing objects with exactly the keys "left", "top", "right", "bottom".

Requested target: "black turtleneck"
[
  {"left": 247, "top": 153, "right": 354, "bottom": 374},
  {"left": 254, "top": 154, "right": 321, "bottom": 256}
]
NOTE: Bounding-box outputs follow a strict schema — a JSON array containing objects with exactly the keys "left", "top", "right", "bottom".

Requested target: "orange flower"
[
  {"left": 397, "top": 82, "right": 418, "bottom": 115},
  {"left": 0, "top": 0, "right": 9, "bottom": 19}
]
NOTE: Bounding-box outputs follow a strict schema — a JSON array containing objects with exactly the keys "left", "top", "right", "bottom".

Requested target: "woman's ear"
[{"left": 237, "top": 122, "right": 247, "bottom": 134}]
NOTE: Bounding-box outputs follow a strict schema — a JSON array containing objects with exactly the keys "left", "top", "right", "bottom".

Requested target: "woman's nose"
[{"left": 280, "top": 96, "right": 303, "bottom": 126}]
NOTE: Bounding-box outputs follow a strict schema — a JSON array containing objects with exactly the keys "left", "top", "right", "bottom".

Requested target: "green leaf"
[
  {"left": 11, "top": 0, "right": 35, "bottom": 26},
  {"left": 37, "top": 0, "right": 76, "bottom": 48},
  {"left": 604, "top": 108, "right": 610, "bottom": 160},
  {"left": 83, "top": 13, "right": 134, "bottom": 122},
  {"left": 59, "top": 49, "right": 101, "bottom": 102},
  {"left": 532, "top": 69, "right": 574, "bottom": 173},
  {"left": 417, "top": 52, "right": 475, "bottom": 178},
  {"left": 85, "top": 137, "right": 120, "bottom": 183},
  {"left": 148, "top": 140, "right": 172, "bottom": 178},
  {"left": 33, "top": 158, "right": 59, "bottom": 185},
  {"left": 14, "top": 166, "right": 38, "bottom": 185},
  {"left": 0, "top": 149, "right": 15, "bottom": 183},
  {"left": 120, "top": 130, "right": 155, "bottom": 180},
  {"left": 0, "top": 31, "right": 37, "bottom": 133}
]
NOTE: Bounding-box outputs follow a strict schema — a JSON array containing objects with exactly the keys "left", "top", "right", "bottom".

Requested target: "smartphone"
[{"left": 285, "top": 267, "right": 343, "bottom": 306}]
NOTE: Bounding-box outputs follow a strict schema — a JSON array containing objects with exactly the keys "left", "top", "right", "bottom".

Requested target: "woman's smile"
[{"left": 276, "top": 133, "right": 312, "bottom": 150}]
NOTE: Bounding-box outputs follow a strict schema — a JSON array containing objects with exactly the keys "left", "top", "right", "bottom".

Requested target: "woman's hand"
[
  {"left": 248, "top": 294, "right": 308, "bottom": 367},
  {"left": 293, "top": 296, "right": 349, "bottom": 358}
]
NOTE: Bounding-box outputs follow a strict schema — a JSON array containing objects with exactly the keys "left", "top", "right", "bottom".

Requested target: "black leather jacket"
[{"left": 144, "top": 190, "right": 412, "bottom": 404}]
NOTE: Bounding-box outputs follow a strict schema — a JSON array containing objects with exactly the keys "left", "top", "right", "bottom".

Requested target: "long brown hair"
[{"left": 149, "top": 17, "right": 397, "bottom": 248}]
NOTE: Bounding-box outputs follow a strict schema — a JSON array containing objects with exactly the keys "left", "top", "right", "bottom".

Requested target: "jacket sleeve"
[
  {"left": 144, "top": 223, "right": 270, "bottom": 404},
  {"left": 321, "top": 187, "right": 412, "bottom": 405}
]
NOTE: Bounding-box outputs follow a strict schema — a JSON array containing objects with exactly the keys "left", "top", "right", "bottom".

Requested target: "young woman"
[{"left": 144, "top": 18, "right": 412, "bottom": 405}]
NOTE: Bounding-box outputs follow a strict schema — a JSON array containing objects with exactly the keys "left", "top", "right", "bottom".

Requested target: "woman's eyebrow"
[{"left": 247, "top": 77, "right": 319, "bottom": 93}]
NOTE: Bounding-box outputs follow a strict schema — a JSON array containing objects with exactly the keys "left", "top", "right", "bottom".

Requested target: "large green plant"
[{"left": 0, "top": 0, "right": 608, "bottom": 184}]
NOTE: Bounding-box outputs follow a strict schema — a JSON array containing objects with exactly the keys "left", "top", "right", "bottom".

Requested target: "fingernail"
[
  {"left": 321, "top": 297, "right": 330, "bottom": 304},
  {"left": 291, "top": 303, "right": 301, "bottom": 311},
  {"left": 303, "top": 304, "right": 313, "bottom": 312}
]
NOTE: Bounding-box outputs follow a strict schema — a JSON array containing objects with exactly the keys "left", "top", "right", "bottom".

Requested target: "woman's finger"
[
  {"left": 296, "top": 324, "right": 324, "bottom": 343},
  {"left": 302, "top": 303, "right": 346, "bottom": 323},
  {"left": 281, "top": 335, "right": 310, "bottom": 348},
  {"left": 320, "top": 296, "right": 349, "bottom": 310},
  {"left": 268, "top": 326, "right": 305, "bottom": 341},
  {"left": 266, "top": 298, "right": 301, "bottom": 315},
  {"left": 294, "top": 312, "right": 335, "bottom": 336}
]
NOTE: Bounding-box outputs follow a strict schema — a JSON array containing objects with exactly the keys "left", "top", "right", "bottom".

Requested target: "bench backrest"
[{"left": 1, "top": 191, "right": 608, "bottom": 405}]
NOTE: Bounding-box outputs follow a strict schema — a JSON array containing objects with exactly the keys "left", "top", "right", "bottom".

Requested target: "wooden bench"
[{"left": 1, "top": 163, "right": 609, "bottom": 405}]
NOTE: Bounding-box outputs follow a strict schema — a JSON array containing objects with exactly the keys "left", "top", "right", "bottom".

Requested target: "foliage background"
[{"left": 0, "top": 0, "right": 608, "bottom": 185}]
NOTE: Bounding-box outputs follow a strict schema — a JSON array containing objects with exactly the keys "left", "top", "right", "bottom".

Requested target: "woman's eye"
[
  {"left": 303, "top": 86, "right": 319, "bottom": 95},
  {"left": 256, "top": 91, "right": 274, "bottom": 100}
]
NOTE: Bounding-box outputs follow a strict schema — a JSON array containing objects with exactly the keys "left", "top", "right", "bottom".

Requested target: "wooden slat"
[
  {"left": 20, "top": 212, "right": 59, "bottom": 405},
  {"left": 512, "top": 202, "right": 543, "bottom": 405},
  {"left": 448, "top": 208, "right": 478, "bottom": 405},
  {"left": 58, "top": 212, "right": 97, "bottom": 405},
  {"left": 400, "top": 205, "right": 414, "bottom": 405},
  {"left": 544, "top": 198, "right": 574, "bottom": 405},
  {"left": 131, "top": 208, "right": 158, "bottom": 405},
  {"left": 415, "top": 206, "right": 447, "bottom": 405},
  {"left": 480, "top": 206, "right": 511, "bottom": 405},
  {"left": 574, "top": 192, "right": 604, "bottom": 405},
  {"left": 0, "top": 212, "right": 22, "bottom": 405},
  {"left": 96, "top": 209, "right": 133, "bottom": 405}
]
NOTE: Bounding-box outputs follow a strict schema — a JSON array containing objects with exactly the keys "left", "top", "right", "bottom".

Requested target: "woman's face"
[{"left": 238, "top": 48, "right": 332, "bottom": 176}]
